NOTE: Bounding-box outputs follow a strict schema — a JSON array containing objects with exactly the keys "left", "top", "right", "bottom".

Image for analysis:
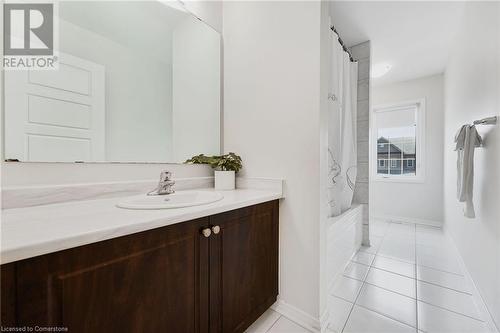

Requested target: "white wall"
[
  {"left": 172, "top": 16, "right": 221, "bottom": 162},
  {"left": 443, "top": 2, "right": 500, "bottom": 328},
  {"left": 223, "top": 0, "right": 325, "bottom": 325},
  {"left": 372, "top": 74, "right": 444, "bottom": 224}
]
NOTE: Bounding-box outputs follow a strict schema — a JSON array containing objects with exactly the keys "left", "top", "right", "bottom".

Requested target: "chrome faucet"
[{"left": 148, "top": 171, "right": 175, "bottom": 195}]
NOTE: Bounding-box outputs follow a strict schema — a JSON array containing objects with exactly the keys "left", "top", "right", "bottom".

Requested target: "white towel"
[{"left": 455, "top": 125, "right": 482, "bottom": 218}]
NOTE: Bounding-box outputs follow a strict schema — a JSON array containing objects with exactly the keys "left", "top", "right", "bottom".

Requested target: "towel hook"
[{"left": 473, "top": 116, "right": 497, "bottom": 126}]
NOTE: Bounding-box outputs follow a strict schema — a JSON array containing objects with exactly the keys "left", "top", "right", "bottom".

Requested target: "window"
[{"left": 372, "top": 99, "right": 425, "bottom": 182}]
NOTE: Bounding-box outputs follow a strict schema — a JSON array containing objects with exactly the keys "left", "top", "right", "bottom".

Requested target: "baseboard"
[
  {"left": 271, "top": 299, "right": 324, "bottom": 333},
  {"left": 443, "top": 228, "right": 500, "bottom": 332},
  {"left": 371, "top": 214, "right": 442, "bottom": 227}
]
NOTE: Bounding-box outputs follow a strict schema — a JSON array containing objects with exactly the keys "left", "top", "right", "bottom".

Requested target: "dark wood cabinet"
[
  {"left": 209, "top": 202, "right": 279, "bottom": 333},
  {"left": 9, "top": 217, "right": 211, "bottom": 333},
  {"left": 1, "top": 200, "right": 279, "bottom": 333}
]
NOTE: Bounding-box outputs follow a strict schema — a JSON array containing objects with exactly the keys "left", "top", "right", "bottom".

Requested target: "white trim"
[
  {"left": 271, "top": 299, "right": 324, "bottom": 333},
  {"left": 371, "top": 98, "right": 426, "bottom": 184},
  {"left": 371, "top": 214, "right": 442, "bottom": 227},
  {"left": 371, "top": 176, "right": 425, "bottom": 184}
]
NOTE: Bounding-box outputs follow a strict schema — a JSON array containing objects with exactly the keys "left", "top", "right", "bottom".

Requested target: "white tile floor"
[{"left": 247, "top": 221, "right": 491, "bottom": 333}]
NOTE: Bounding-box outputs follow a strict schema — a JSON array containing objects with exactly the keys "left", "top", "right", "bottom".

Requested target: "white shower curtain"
[{"left": 327, "top": 31, "right": 358, "bottom": 217}]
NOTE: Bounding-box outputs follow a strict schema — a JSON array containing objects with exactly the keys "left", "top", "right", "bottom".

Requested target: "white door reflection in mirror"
[{"left": 4, "top": 53, "right": 105, "bottom": 162}]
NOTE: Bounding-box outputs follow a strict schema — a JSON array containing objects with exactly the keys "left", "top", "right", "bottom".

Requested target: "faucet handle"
[
  {"left": 148, "top": 171, "right": 175, "bottom": 196},
  {"left": 160, "top": 171, "right": 172, "bottom": 182}
]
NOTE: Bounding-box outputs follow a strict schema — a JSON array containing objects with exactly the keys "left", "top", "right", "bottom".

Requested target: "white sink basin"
[{"left": 117, "top": 190, "right": 224, "bottom": 210}]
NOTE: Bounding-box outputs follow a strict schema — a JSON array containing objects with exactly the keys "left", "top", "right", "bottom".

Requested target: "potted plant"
[{"left": 185, "top": 153, "right": 242, "bottom": 190}]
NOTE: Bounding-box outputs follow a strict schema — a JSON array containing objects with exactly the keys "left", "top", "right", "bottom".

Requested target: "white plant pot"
[{"left": 214, "top": 171, "right": 235, "bottom": 190}]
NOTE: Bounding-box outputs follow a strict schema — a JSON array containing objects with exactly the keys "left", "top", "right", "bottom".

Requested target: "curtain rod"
[{"left": 330, "top": 24, "right": 355, "bottom": 62}]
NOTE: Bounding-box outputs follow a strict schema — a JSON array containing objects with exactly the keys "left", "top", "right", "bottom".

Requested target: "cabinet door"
[
  {"left": 1, "top": 263, "right": 17, "bottom": 327},
  {"left": 209, "top": 201, "right": 279, "bottom": 333},
  {"left": 15, "top": 218, "right": 210, "bottom": 333}
]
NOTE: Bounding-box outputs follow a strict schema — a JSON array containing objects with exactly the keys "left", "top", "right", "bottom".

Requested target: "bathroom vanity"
[
  {"left": 1, "top": 186, "right": 281, "bottom": 333},
  {"left": 1, "top": 0, "right": 279, "bottom": 331}
]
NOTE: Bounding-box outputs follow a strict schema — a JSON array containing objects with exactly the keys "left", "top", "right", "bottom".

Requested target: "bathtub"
[{"left": 326, "top": 204, "right": 364, "bottom": 292}]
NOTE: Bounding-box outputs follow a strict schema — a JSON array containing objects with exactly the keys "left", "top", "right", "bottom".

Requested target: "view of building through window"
[{"left": 377, "top": 126, "right": 416, "bottom": 176}]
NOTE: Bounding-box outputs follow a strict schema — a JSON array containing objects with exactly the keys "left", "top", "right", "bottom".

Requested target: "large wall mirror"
[{"left": 3, "top": 1, "right": 221, "bottom": 163}]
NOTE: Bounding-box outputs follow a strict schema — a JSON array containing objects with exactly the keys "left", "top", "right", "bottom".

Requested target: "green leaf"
[{"left": 184, "top": 152, "right": 243, "bottom": 172}]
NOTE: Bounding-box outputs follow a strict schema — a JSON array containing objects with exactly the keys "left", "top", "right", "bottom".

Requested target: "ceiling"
[{"left": 330, "top": 1, "right": 466, "bottom": 86}]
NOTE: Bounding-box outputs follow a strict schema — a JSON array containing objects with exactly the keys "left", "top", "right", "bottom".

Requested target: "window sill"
[{"left": 372, "top": 176, "right": 425, "bottom": 184}]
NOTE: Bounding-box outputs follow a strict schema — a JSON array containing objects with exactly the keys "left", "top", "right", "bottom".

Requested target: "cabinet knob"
[
  {"left": 212, "top": 225, "right": 221, "bottom": 235},
  {"left": 202, "top": 228, "right": 212, "bottom": 238}
]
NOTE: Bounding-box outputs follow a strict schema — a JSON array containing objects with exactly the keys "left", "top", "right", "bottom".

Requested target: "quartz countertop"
[{"left": 1, "top": 187, "right": 282, "bottom": 264}]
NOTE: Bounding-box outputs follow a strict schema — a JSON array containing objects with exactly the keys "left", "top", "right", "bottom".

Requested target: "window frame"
[{"left": 371, "top": 99, "right": 426, "bottom": 183}]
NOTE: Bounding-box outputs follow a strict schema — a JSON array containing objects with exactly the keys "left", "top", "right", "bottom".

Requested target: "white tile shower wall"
[
  {"left": 327, "top": 204, "right": 363, "bottom": 292},
  {"left": 350, "top": 41, "right": 370, "bottom": 246}
]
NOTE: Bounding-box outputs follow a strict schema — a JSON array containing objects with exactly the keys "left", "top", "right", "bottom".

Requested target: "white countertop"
[{"left": 1, "top": 188, "right": 282, "bottom": 264}]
